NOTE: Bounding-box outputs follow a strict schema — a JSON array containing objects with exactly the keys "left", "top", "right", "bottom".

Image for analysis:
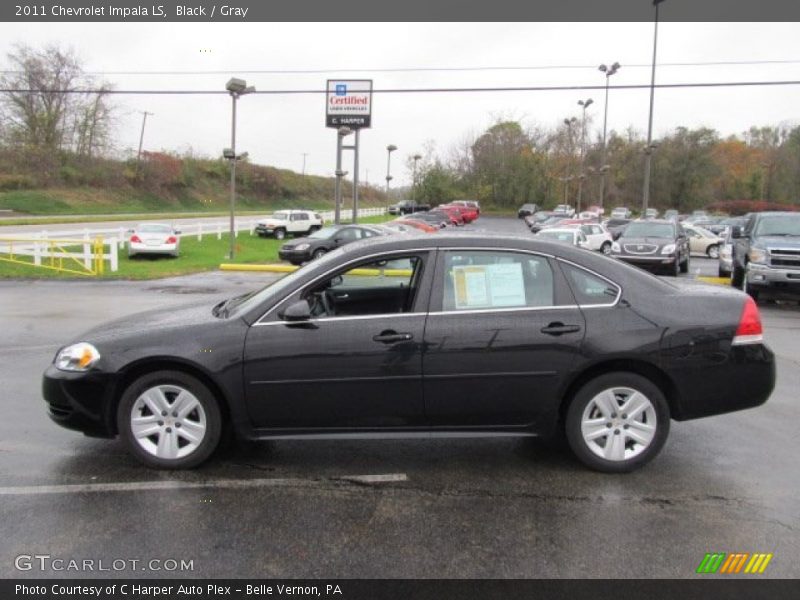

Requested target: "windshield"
[
  {"left": 272, "top": 212, "right": 289, "bottom": 220},
  {"left": 309, "top": 226, "right": 338, "bottom": 239},
  {"left": 754, "top": 215, "right": 800, "bottom": 237},
  {"left": 621, "top": 222, "right": 675, "bottom": 238},
  {"left": 539, "top": 231, "right": 575, "bottom": 242}
]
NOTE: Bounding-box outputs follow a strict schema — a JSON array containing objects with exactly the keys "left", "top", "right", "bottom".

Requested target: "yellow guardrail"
[{"left": 0, "top": 237, "right": 106, "bottom": 276}]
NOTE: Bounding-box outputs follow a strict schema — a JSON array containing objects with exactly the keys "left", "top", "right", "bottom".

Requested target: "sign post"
[{"left": 326, "top": 80, "right": 372, "bottom": 225}]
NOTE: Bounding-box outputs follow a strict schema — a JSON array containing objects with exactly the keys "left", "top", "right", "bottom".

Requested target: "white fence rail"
[{"left": 0, "top": 207, "right": 387, "bottom": 274}]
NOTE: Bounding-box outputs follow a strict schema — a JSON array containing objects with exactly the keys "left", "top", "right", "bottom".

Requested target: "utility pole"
[
  {"left": 577, "top": 98, "right": 593, "bottom": 215},
  {"left": 136, "top": 111, "right": 153, "bottom": 173},
  {"left": 642, "top": 0, "right": 665, "bottom": 215},
  {"left": 301, "top": 153, "right": 308, "bottom": 177}
]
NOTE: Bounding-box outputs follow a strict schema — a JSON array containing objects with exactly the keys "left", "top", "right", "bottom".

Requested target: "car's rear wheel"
[
  {"left": 309, "top": 225, "right": 321, "bottom": 234},
  {"left": 707, "top": 244, "right": 720, "bottom": 259},
  {"left": 565, "top": 372, "right": 670, "bottom": 473},
  {"left": 601, "top": 242, "right": 612, "bottom": 256},
  {"left": 118, "top": 370, "right": 222, "bottom": 469},
  {"left": 274, "top": 228, "right": 286, "bottom": 240},
  {"left": 312, "top": 248, "right": 327, "bottom": 260}
]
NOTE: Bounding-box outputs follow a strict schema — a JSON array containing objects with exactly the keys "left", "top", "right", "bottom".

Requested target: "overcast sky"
[{"left": 1, "top": 22, "right": 799, "bottom": 186}]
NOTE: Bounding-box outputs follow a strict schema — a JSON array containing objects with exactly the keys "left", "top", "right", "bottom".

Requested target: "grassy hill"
[{"left": 0, "top": 150, "right": 388, "bottom": 216}]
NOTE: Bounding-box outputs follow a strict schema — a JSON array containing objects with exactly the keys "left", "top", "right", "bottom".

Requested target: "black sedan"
[
  {"left": 518, "top": 203, "right": 540, "bottom": 219},
  {"left": 278, "top": 224, "right": 385, "bottom": 265},
  {"left": 610, "top": 219, "right": 691, "bottom": 276},
  {"left": 43, "top": 233, "right": 774, "bottom": 472}
]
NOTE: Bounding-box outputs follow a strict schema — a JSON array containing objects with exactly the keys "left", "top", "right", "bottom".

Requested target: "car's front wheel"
[
  {"left": 600, "top": 242, "right": 612, "bottom": 256},
  {"left": 565, "top": 372, "right": 670, "bottom": 473},
  {"left": 707, "top": 244, "right": 720, "bottom": 259},
  {"left": 118, "top": 370, "right": 222, "bottom": 469},
  {"left": 274, "top": 228, "right": 286, "bottom": 240}
]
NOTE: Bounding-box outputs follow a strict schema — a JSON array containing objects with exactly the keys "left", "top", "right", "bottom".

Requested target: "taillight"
[
  {"left": 130, "top": 235, "right": 142, "bottom": 243},
  {"left": 166, "top": 236, "right": 178, "bottom": 244},
  {"left": 732, "top": 296, "right": 764, "bottom": 345}
]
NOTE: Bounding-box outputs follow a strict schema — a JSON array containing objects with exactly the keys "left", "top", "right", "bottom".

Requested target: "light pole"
[
  {"left": 563, "top": 117, "right": 577, "bottom": 207},
  {"left": 412, "top": 153, "right": 422, "bottom": 203},
  {"left": 225, "top": 77, "right": 255, "bottom": 260},
  {"left": 334, "top": 126, "right": 353, "bottom": 225},
  {"left": 598, "top": 62, "right": 620, "bottom": 210},
  {"left": 385, "top": 144, "right": 397, "bottom": 198},
  {"left": 135, "top": 111, "right": 153, "bottom": 176},
  {"left": 301, "top": 153, "right": 308, "bottom": 178},
  {"left": 642, "top": 0, "right": 665, "bottom": 215},
  {"left": 577, "top": 98, "right": 593, "bottom": 214}
]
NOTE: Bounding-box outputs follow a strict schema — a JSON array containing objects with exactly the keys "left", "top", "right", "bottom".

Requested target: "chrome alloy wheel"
[
  {"left": 130, "top": 384, "right": 207, "bottom": 460},
  {"left": 580, "top": 387, "right": 657, "bottom": 461}
]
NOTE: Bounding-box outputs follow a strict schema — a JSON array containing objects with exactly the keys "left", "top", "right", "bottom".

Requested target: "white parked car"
[
  {"left": 611, "top": 206, "right": 632, "bottom": 219},
  {"left": 255, "top": 210, "right": 323, "bottom": 240},
  {"left": 553, "top": 204, "right": 576, "bottom": 217},
  {"left": 536, "top": 227, "right": 590, "bottom": 249},
  {"left": 578, "top": 223, "right": 614, "bottom": 255},
  {"left": 682, "top": 223, "right": 722, "bottom": 258},
  {"left": 127, "top": 223, "right": 180, "bottom": 258}
]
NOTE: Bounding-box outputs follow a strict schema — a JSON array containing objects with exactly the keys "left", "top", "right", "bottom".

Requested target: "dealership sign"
[{"left": 326, "top": 80, "right": 372, "bottom": 129}]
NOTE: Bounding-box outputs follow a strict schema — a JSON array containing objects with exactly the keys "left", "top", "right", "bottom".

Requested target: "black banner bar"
[
  {"left": 3, "top": 579, "right": 800, "bottom": 600},
  {"left": 4, "top": 0, "right": 800, "bottom": 22}
]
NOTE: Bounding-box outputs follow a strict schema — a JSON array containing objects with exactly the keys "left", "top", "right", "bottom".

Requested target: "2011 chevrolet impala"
[{"left": 43, "top": 233, "right": 775, "bottom": 472}]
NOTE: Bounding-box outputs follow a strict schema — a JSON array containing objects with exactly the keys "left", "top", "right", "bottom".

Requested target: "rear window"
[{"left": 560, "top": 263, "right": 620, "bottom": 306}]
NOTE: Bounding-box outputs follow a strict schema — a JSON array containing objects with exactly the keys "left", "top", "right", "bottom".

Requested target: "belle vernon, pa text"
[
  {"left": 40, "top": 4, "right": 250, "bottom": 18},
  {"left": 16, "top": 584, "right": 343, "bottom": 597}
]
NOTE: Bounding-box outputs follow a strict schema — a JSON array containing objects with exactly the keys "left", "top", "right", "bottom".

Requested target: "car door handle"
[
  {"left": 540, "top": 322, "right": 581, "bottom": 336},
  {"left": 333, "top": 293, "right": 349, "bottom": 299},
  {"left": 373, "top": 331, "right": 413, "bottom": 344}
]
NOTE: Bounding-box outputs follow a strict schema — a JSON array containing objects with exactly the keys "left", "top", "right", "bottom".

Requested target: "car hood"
[
  {"left": 618, "top": 236, "right": 673, "bottom": 245},
  {"left": 752, "top": 235, "right": 800, "bottom": 249},
  {"left": 282, "top": 236, "right": 324, "bottom": 248},
  {"left": 257, "top": 218, "right": 283, "bottom": 226},
  {"left": 79, "top": 300, "right": 220, "bottom": 345}
]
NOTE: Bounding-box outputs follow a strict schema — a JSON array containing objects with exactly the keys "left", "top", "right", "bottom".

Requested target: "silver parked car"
[{"left": 127, "top": 223, "right": 181, "bottom": 258}]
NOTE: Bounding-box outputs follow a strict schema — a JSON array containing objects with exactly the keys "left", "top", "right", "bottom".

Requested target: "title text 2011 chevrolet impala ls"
[{"left": 43, "top": 233, "right": 775, "bottom": 472}]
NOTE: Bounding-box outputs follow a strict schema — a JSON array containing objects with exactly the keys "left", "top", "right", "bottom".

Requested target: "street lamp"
[
  {"left": 577, "top": 98, "right": 594, "bottom": 214},
  {"left": 225, "top": 77, "right": 255, "bottom": 260},
  {"left": 412, "top": 153, "right": 422, "bottom": 202},
  {"left": 334, "top": 126, "right": 353, "bottom": 225},
  {"left": 385, "top": 144, "right": 397, "bottom": 197},
  {"left": 642, "top": 0, "right": 665, "bottom": 215},
  {"left": 563, "top": 117, "right": 577, "bottom": 207},
  {"left": 598, "top": 62, "right": 620, "bottom": 210}
]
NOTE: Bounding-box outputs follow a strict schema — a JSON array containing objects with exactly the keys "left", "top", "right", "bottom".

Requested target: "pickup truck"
[
  {"left": 387, "top": 200, "right": 431, "bottom": 215},
  {"left": 731, "top": 211, "right": 800, "bottom": 300}
]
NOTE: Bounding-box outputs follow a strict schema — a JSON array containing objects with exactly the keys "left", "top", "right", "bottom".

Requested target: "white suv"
[{"left": 255, "top": 210, "right": 324, "bottom": 240}]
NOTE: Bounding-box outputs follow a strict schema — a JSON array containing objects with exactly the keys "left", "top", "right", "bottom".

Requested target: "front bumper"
[
  {"left": 278, "top": 248, "right": 313, "bottom": 263},
  {"left": 746, "top": 263, "right": 800, "bottom": 294},
  {"left": 255, "top": 225, "right": 279, "bottom": 236},
  {"left": 612, "top": 254, "right": 677, "bottom": 271},
  {"left": 42, "top": 365, "right": 118, "bottom": 438}
]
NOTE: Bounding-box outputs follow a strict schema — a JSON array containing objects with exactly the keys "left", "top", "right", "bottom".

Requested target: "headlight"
[
  {"left": 661, "top": 244, "right": 676, "bottom": 255},
  {"left": 295, "top": 243, "right": 310, "bottom": 251},
  {"left": 749, "top": 247, "right": 768, "bottom": 264},
  {"left": 55, "top": 342, "right": 100, "bottom": 372},
  {"left": 611, "top": 242, "right": 621, "bottom": 252}
]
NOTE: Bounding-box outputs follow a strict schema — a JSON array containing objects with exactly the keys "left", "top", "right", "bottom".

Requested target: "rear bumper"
[
  {"left": 42, "top": 366, "right": 117, "bottom": 438},
  {"left": 668, "top": 343, "right": 775, "bottom": 421},
  {"left": 129, "top": 242, "right": 178, "bottom": 255}
]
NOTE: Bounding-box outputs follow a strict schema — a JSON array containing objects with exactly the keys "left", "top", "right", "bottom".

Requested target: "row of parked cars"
[{"left": 261, "top": 202, "right": 481, "bottom": 266}]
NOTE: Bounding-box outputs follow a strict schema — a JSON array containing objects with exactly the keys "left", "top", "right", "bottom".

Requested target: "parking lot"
[{"left": 0, "top": 216, "right": 797, "bottom": 578}]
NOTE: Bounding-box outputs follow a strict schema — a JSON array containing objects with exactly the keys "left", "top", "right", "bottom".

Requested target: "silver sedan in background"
[{"left": 127, "top": 223, "right": 181, "bottom": 258}]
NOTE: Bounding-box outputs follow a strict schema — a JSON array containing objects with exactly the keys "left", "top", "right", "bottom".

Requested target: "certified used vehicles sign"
[{"left": 326, "top": 79, "right": 372, "bottom": 128}]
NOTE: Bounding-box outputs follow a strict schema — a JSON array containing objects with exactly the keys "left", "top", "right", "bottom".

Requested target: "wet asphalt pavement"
[{"left": 0, "top": 217, "right": 798, "bottom": 578}]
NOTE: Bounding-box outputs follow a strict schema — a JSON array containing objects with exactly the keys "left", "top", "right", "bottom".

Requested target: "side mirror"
[
  {"left": 281, "top": 299, "right": 312, "bottom": 322},
  {"left": 333, "top": 238, "right": 343, "bottom": 244},
  {"left": 731, "top": 226, "right": 743, "bottom": 239}
]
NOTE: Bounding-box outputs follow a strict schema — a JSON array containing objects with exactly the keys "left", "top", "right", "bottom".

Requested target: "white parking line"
[{"left": 0, "top": 473, "right": 409, "bottom": 496}]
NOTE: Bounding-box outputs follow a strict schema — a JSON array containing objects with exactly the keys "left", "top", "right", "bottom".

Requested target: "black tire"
[
  {"left": 117, "top": 370, "right": 222, "bottom": 469},
  {"left": 274, "top": 228, "right": 286, "bottom": 240},
  {"left": 312, "top": 248, "right": 327, "bottom": 260},
  {"left": 309, "top": 225, "right": 321, "bottom": 234},
  {"left": 742, "top": 276, "right": 760, "bottom": 301},
  {"left": 668, "top": 258, "right": 680, "bottom": 277},
  {"left": 718, "top": 267, "right": 730, "bottom": 278},
  {"left": 680, "top": 256, "right": 689, "bottom": 274},
  {"left": 565, "top": 372, "right": 670, "bottom": 473},
  {"left": 600, "top": 242, "right": 612, "bottom": 256},
  {"left": 707, "top": 244, "right": 720, "bottom": 259}
]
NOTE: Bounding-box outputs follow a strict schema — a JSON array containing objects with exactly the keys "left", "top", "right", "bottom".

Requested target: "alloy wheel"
[
  {"left": 130, "top": 384, "right": 207, "bottom": 460},
  {"left": 580, "top": 387, "right": 657, "bottom": 461}
]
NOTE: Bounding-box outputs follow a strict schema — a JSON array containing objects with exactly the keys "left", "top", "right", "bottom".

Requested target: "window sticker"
[{"left": 452, "top": 262, "right": 526, "bottom": 309}]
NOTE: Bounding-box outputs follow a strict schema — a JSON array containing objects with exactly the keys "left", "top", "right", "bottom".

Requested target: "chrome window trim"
[
  {"left": 254, "top": 313, "right": 427, "bottom": 327},
  {"left": 254, "top": 247, "right": 433, "bottom": 325},
  {"left": 428, "top": 305, "right": 580, "bottom": 317}
]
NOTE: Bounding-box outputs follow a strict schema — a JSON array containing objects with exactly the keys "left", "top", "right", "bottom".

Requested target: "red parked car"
[
  {"left": 393, "top": 218, "right": 439, "bottom": 233},
  {"left": 440, "top": 203, "right": 479, "bottom": 223},
  {"left": 430, "top": 207, "right": 464, "bottom": 226}
]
